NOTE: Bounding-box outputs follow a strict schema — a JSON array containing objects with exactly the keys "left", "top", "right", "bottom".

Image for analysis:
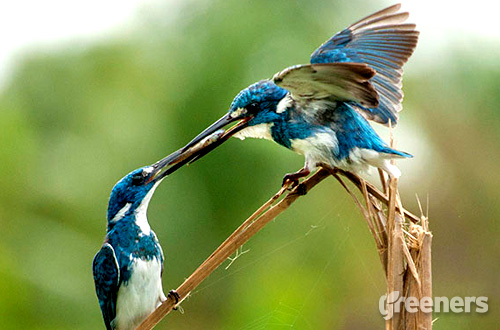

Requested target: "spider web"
[{"left": 189, "top": 193, "right": 382, "bottom": 329}]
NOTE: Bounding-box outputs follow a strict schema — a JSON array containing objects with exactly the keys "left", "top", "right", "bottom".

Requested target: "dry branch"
[
  {"left": 137, "top": 169, "right": 330, "bottom": 329},
  {"left": 322, "top": 165, "right": 433, "bottom": 329},
  {"left": 138, "top": 162, "right": 432, "bottom": 329},
  {"left": 335, "top": 168, "right": 420, "bottom": 223}
]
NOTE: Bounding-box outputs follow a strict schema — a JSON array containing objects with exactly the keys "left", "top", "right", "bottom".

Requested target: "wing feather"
[
  {"left": 93, "top": 243, "right": 120, "bottom": 330},
  {"left": 348, "top": 3, "right": 404, "bottom": 28},
  {"left": 310, "top": 4, "right": 419, "bottom": 126},
  {"left": 273, "top": 62, "right": 379, "bottom": 108}
]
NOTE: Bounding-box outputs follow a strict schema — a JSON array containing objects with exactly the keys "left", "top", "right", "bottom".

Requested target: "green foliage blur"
[{"left": 1, "top": 1, "right": 499, "bottom": 329}]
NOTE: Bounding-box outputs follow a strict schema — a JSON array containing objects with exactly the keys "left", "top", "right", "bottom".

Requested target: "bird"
[
  {"left": 179, "top": 4, "right": 419, "bottom": 184},
  {"left": 92, "top": 151, "right": 185, "bottom": 330}
]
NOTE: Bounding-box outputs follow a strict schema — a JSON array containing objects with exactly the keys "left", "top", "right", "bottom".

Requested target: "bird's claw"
[
  {"left": 296, "top": 183, "right": 307, "bottom": 196},
  {"left": 281, "top": 168, "right": 311, "bottom": 190},
  {"left": 282, "top": 175, "right": 299, "bottom": 190},
  {"left": 168, "top": 289, "right": 180, "bottom": 310}
]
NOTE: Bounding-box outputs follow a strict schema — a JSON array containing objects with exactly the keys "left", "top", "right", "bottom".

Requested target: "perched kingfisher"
[
  {"left": 93, "top": 151, "right": 184, "bottom": 330},
  {"left": 181, "top": 4, "right": 419, "bottom": 183}
]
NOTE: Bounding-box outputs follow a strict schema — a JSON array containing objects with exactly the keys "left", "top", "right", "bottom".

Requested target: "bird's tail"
[
  {"left": 369, "top": 147, "right": 412, "bottom": 178},
  {"left": 379, "top": 146, "right": 413, "bottom": 159}
]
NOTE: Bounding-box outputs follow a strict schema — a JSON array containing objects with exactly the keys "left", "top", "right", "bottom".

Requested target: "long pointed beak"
[
  {"left": 181, "top": 113, "right": 241, "bottom": 152},
  {"left": 147, "top": 112, "right": 251, "bottom": 183},
  {"left": 146, "top": 148, "right": 183, "bottom": 183}
]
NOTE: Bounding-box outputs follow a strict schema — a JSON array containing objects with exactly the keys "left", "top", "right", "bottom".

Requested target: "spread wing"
[
  {"left": 273, "top": 62, "right": 379, "bottom": 108},
  {"left": 93, "top": 243, "right": 120, "bottom": 330},
  {"left": 310, "top": 4, "right": 419, "bottom": 126}
]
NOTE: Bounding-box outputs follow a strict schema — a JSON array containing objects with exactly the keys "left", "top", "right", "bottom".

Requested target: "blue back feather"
[{"left": 332, "top": 103, "right": 411, "bottom": 159}]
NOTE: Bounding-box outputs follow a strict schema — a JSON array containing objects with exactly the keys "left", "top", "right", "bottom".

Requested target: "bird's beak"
[
  {"left": 147, "top": 148, "right": 184, "bottom": 184},
  {"left": 146, "top": 112, "right": 251, "bottom": 183},
  {"left": 181, "top": 112, "right": 251, "bottom": 152}
]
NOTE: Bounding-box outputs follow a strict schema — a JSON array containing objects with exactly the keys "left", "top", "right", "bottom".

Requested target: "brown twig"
[
  {"left": 318, "top": 160, "right": 432, "bottom": 330},
  {"left": 335, "top": 168, "right": 420, "bottom": 223},
  {"left": 137, "top": 169, "right": 330, "bottom": 330},
  {"left": 386, "top": 178, "right": 405, "bottom": 330},
  {"left": 419, "top": 222, "right": 433, "bottom": 328},
  {"left": 138, "top": 159, "right": 430, "bottom": 329}
]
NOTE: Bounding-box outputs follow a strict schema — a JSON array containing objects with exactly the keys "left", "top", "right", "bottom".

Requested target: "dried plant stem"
[
  {"left": 335, "top": 168, "right": 420, "bottom": 223},
  {"left": 138, "top": 161, "right": 432, "bottom": 330},
  {"left": 197, "top": 183, "right": 289, "bottom": 271},
  {"left": 137, "top": 169, "right": 330, "bottom": 330},
  {"left": 386, "top": 178, "right": 405, "bottom": 330},
  {"left": 322, "top": 165, "right": 432, "bottom": 329},
  {"left": 420, "top": 221, "right": 433, "bottom": 328}
]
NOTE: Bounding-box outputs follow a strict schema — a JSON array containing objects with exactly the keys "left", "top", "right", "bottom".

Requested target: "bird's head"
[
  {"left": 106, "top": 149, "right": 187, "bottom": 222},
  {"left": 107, "top": 166, "right": 159, "bottom": 222},
  {"left": 229, "top": 80, "right": 289, "bottom": 125},
  {"left": 181, "top": 80, "right": 288, "bottom": 151}
]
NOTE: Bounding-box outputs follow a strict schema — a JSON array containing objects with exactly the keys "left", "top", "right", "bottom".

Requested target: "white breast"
[
  {"left": 290, "top": 131, "right": 338, "bottom": 170},
  {"left": 115, "top": 257, "right": 165, "bottom": 330}
]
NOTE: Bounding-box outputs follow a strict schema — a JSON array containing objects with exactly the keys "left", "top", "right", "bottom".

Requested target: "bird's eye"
[
  {"left": 246, "top": 103, "right": 259, "bottom": 113},
  {"left": 131, "top": 175, "right": 143, "bottom": 186},
  {"left": 131, "top": 170, "right": 148, "bottom": 186}
]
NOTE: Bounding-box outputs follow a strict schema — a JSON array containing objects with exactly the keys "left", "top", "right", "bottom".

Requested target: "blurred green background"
[{"left": 1, "top": 0, "right": 498, "bottom": 329}]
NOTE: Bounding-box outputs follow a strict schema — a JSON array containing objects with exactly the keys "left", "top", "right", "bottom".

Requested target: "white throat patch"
[
  {"left": 134, "top": 181, "right": 161, "bottom": 235},
  {"left": 233, "top": 123, "right": 274, "bottom": 141}
]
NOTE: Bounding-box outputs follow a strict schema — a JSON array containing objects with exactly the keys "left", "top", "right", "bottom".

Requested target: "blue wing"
[
  {"left": 93, "top": 243, "right": 120, "bottom": 330},
  {"left": 310, "top": 4, "right": 419, "bottom": 126}
]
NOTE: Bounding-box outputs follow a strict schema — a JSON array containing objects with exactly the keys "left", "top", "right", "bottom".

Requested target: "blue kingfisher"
[
  {"left": 180, "top": 4, "right": 419, "bottom": 184},
  {"left": 93, "top": 150, "right": 184, "bottom": 330}
]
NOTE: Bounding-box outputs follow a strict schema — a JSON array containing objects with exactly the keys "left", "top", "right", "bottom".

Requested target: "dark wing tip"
[{"left": 348, "top": 4, "right": 403, "bottom": 30}]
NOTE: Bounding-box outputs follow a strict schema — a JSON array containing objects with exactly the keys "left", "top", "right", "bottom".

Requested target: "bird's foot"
[
  {"left": 168, "top": 290, "right": 181, "bottom": 310},
  {"left": 282, "top": 168, "right": 311, "bottom": 190}
]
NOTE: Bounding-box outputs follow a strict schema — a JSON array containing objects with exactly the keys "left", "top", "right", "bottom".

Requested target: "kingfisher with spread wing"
[{"left": 181, "top": 4, "right": 418, "bottom": 184}]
